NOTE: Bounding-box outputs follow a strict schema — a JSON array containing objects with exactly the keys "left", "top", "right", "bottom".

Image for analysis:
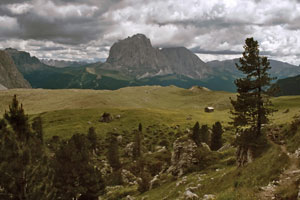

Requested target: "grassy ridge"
[{"left": 0, "top": 86, "right": 299, "bottom": 139}]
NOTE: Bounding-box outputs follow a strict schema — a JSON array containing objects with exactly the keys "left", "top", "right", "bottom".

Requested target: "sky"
[{"left": 0, "top": 0, "right": 300, "bottom": 65}]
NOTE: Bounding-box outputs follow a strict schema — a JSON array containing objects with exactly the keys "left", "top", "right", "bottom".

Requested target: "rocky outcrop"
[
  {"left": 4, "top": 48, "right": 49, "bottom": 74},
  {"left": 106, "top": 34, "right": 171, "bottom": 77},
  {"left": 0, "top": 50, "right": 31, "bottom": 89},
  {"left": 105, "top": 34, "right": 210, "bottom": 79},
  {"left": 99, "top": 112, "right": 113, "bottom": 123},
  {"left": 161, "top": 47, "right": 211, "bottom": 79},
  {"left": 167, "top": 138, "right": 199, "bottom": 176}
]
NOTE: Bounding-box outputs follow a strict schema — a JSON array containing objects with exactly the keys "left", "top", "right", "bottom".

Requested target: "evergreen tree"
[
  {"left": 210, "top": 122, "right": 223, "bottom": 151},
  {"left": 0, "top": 95, "right": 56, "bottom": 200},
  {"left": 200, "top": 124, "right": 209, "bottom": 145},
  {"left": 87, "top": 126, "right": 98, "bottom": 151},
  {"left": 138, "top": 123, "right": 143, "bottom": 132},
  {"left": 133, "top": 123, "right": 143, "bottom": 160},
  {"left": 191, "top": 122, "right": 201, "bottom": 146},
  {"left": 53, "top": 133, "right": 105, "bottom": 199},
  {"left": 106, "top": 133, "right": 121, "bottom": 171},
  {"left": 32, "top": 116, "right": 43, "bottom": 144},
  {"left": 230, "top": 38, "right": 276, "bottom": 166}
]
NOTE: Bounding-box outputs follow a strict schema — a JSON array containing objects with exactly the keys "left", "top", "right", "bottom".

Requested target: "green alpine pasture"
[{"left": 0, "top": 85, "right": 299, "bottom": 139}]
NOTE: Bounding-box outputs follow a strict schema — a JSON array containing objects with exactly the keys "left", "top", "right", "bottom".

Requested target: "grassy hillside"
[
  {"left": 1, "top": 86, "right": 300, "bottom": 199},
  {"left": 0, "top": 86, "right": 299, "bottom": 139}
]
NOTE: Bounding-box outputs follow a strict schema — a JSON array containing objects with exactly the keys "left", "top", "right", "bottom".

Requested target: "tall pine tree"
[
  {"left": 231, "top": 38, "right": 275, "bottom": 166},
  {"left": 210, "top": 122, "right": 223, "bottom": 151},
  {"left": 0, "top": 95, "right": 56, "bottom": 200}
]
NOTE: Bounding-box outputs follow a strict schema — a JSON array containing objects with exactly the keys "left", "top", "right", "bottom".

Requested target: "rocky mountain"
[
  {"left": 0, "top": 50, "right": 31, "bottom": 89},
  {"left": 41, "top": 59, "right": 88, "bottom": 68},
  {"left": 4, "top": 48, "right": 49, "bottom": 74},
  {"left": 161, "top": 47, "right": 211, "bottom": 79},
  {"left": 104, "top": 34, "right": 210, "bottom": 79}
]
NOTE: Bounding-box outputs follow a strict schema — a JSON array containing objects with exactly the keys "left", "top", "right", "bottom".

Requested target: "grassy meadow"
[{"left": 0, "top": 85, "right": 299, "bottom": 139}]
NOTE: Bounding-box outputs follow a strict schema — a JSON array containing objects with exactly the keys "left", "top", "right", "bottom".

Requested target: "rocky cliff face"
[
  {"left": 0, "top": 50, "right": 31, "bottom": 89},
  {"left": 105, "top": 34, "right": 210, "bottom": 79},
  {"left": 161, "top": 47, "right": 211, "bottom": 79},
  {"left": 5, "top": 48, "right": 48, "bottom": 74}
]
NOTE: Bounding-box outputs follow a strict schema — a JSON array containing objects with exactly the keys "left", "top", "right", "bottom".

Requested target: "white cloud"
[{"left": 5, "top": 3, "right": 33, "bottom": 15}]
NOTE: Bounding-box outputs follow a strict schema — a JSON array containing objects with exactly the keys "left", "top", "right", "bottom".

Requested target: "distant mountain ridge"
[
  {"left": 41, "top": 59, "right": 89, "bottom": 68},
  {"left": 3, "top": 34, "right": 300, "bottom": 93},
  {"left": 0, "top": 50, "right": 31, "bottom": 89}
]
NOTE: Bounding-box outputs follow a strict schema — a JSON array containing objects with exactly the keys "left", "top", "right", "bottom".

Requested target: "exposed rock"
[
  {"left": 125, "top": 195, "right": 136, "bottom": 200},
  {"left": 117, "top": 135, "right": 123, "bottom": 143},
  {"left": 294, "top": 148, "right": 300, "bottom": 158},
  {"left": 124, "top": 142, "right": 135, "bottom": 157},
  {"left": 121, "top": 169, "right": 137, "bottom": 186},
  {"left": 105, "top": 34, "right": 210, "bottom": 79},
  {"left": 99, "top": 112, "right": 113, "bottom": 123},
  {"left": 176, "top": 176, "right": 187, "bottom": 187},
  {"left": 167, "top": 138, "right": 199, "bottom": 176},
  {"left": 201, "top": 143, "right": 211, "bottom": 152},
  {"left": 5, "top": 48, "right": 49, "bottom": 74},
  {"left": 0, "top": 50, "right": 31, "bottom": 89},
  {"left": 0, "top": 84, "right": 7, "bottom": 90},
  {"left": 149, "top": 175, "right": 160, "bottom": 190},
  {"left": 184, "top": 190, "right": 199, "bottom": 200},
  {"left": 115, "top": 114, "right": 121, "bottom": 119},
  {"left": 217, "top": 143, "right": 231, "bottom": 152},
  {"left": 99, "top": 160, "right": 112, "bottom": 177},
  {"left": 202, "top": 194, "right": 216, "bottom": 200}
]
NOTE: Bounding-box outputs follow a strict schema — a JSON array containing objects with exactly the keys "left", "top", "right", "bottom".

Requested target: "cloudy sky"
[{"left": 1, "top": 0, "right": 300, "bottom": 65}]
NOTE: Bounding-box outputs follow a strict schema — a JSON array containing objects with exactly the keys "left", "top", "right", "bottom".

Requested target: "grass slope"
[{"left": 0, "top": 86, "right": 299, "bottom": 139}]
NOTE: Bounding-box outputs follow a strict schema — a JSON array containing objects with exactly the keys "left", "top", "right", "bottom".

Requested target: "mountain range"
[{"left": 1, "top": 34, "right": 300, "bottom": 94}]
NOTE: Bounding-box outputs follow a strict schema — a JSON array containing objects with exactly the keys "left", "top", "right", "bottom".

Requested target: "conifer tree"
[
  {"left": 0, "top": 95, "right": 56, "bottom": 200},
  {"left": 200, "top": 124, "right": 209, "bottom": 145},
  {"left": 231, "top": 38, "right": 275, "bottom": 166},
  {"left": 87, "top": 126, "right": 98, "bottom": 151},
  {"left": 191, "top": 122, "right": 201, "bottom": 146},
  {"left": 133, "top": 123, "right": 143, "bottom": 160},
  {"left": 53, "top": 133, "right": 105, "bottom": 199},
  {"left": 106, "top": 133, "right": 121, "bottom": 171},
  {"left": 210, "top": 122, "right": 223, "bottom": 151}
]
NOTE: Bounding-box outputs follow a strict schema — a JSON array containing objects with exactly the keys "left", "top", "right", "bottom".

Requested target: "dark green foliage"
[
  {"left": 211, "top": 121, "right": 223, "bottom": 151},
  {"left": 137, "top": 171, "right": 151, "bottom": 193},
  {"left": 200, "top": 124, "right": 210, "bottom": 145},
  {"left": 53, "top": 133, "right": 105, "bottom": 199},
  {"left": 191, "top": 121, "right": 201, "bottom": 146},
  {"left": 231, "top": 38, "right": 276, "bottom": 166},
  {"left": 231, "top": 38, "right": 275, "bottom": 137},
  {"left": 106, "top": 133, "right": 122, "bottom": 171},
  {"left": 87, "top": 127, "right": 98, "bottom": 150},
  {"left": 133, "top": 129, "right": 142, "bottom": 160},
  {"left": 32, "top": 116, "right": 43, "bottom": 143},
  {"left": 0, "top": 95, "right": 56, "bottom": 200}
]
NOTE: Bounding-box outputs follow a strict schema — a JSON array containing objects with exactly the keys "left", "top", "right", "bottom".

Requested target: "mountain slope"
[
  {"left": 0, "top": 50, "right": 31, "bottom": 89},
  {"left": 274, "top": 74, "right": 300, "bottom": 96},
  {"left": 161, "top": 47, "right": 211, "bottom": 79},
  {"left": 105, "top": 34, "right": 172, "bottom": 77},
  {"left": 4, "top": 48, "right": 49, "bottom": 74}
]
